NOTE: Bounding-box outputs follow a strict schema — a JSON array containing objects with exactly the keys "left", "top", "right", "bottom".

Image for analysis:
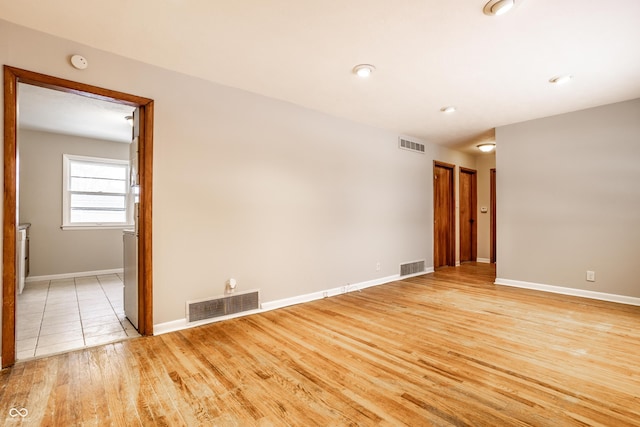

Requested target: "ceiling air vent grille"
[
  {"left": 399, "top": 138, "right": 425, "bottom": 154},
  {"left": 187, "top": 289, "right": 260, "bottom": 322}
]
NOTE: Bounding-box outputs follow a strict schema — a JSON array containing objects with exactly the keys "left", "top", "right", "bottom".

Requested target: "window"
[{"left": 62, "top": 154, "right": 132, "bottom": 229}]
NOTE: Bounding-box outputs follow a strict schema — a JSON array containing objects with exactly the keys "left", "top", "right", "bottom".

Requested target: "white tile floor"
[{"left": 16, "top": 273, "right": 140, "bottom": 360}]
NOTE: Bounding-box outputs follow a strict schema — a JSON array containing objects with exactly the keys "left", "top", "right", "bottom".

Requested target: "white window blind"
[{"left": 62, "top": 154, "right": 131, "bottom": 228}]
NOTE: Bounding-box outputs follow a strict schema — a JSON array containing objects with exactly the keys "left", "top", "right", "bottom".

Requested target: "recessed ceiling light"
[
  {"left": 353, "top": 64, "right": 375, "bottom": 78},
  {"left": 440, "top": 106, "right": 457, "bottom": 113},
  {"left": 549, "top": 74, "right": 573, "bottom": 85},
  {"left": 483, "top": 0, "right": 520, "bottom": 16},
  {"left": 477, "top": 143, "right": 496, "bottom": 153}
]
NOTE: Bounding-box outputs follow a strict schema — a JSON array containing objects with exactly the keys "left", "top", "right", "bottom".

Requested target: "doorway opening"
[
  {"left": 2, "top": 66, "right": 154, "bottom": 368},
  {"left": 490, "top": 168, "right": 496, "bottom": 264},
  {"left": 433, "top": 161, "right": 455, "bottom": 269},
  {"left": 459, "top": 167, "right": 477, "bottom": 263}
]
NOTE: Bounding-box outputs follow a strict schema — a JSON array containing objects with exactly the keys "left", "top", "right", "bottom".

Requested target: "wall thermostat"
[
  {"left": 70, "top": 54, "right": 88, "bottom": 70},
  {"left": 480, "top": 207, "right": 488, "bottom": 213}
]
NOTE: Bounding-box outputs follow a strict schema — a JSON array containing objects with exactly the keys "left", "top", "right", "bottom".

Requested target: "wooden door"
[
  {"left": 490, "top": 168, "right": 497, "bottom": 263},
  {"left": 433, "top": 161, "right": 455, "bottom": 268},
  {"left": 459, "top": 167, "right": 477, "bottom": 263}
]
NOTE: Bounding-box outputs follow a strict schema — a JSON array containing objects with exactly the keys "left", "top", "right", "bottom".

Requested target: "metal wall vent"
[
  {"left": 399, "top": 138, "right": 425, "bottom": 154},
  {"left": 187, "top": 290, "right": 260, "bottom": 322},
  {"left": 400, "top": 260, "right": 426, "bottom": 276}
]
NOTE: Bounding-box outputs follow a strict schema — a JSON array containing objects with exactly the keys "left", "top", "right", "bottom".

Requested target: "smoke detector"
[{"left": 70, "top": 54, "right": 88, "bottom": 70}]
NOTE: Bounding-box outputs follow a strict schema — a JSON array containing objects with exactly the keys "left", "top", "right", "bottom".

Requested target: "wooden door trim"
[
  {"left": 490, "top": 168, "right": 496, "bottom": 264},
  {"left": 434, "top": 160, "right": 455, "bottom": 170},
  {"left": 2, "top": 66, "right": 154, "bottom": 368},
  {"left": 433, "top": 161, "right": 455, "bottom": 268},
  {"left": 459, "top": 167, "right": 477, "bottom": 262}
]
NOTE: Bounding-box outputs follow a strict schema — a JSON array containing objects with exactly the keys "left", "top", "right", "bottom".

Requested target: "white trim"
[
  {"left": 154, "top": 269, "right": 435, "bottom": 335},
  {"left": 495, "top": 278, "right": 640, "bottom": 307},
  {"left": 154, "top": 319, "right": 186, "bottom": 335},
  {"left": 261, "top": 274, "right": 399, "bottom": 312},
  {"left": 400, "top": 268, "right": 435, "bottom": 279},
  {"left": 25, "top": 268, "right": 124, "bottom": 283},
  {"left": 154, "top": 309, "right": 263, "bottom": 335},
  {"left": 476, "top": 258, "right": 491, "bottom": 263}
]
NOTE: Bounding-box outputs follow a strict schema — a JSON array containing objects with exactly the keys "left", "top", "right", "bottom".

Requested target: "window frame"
[{"left": 61, "top": 154, "right": 133, "bottom": 230}]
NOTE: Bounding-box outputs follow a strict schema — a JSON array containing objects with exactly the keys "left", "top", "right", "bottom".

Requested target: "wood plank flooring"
[{"left": 1, "top": 263, "right": 640, "bottom": 426}]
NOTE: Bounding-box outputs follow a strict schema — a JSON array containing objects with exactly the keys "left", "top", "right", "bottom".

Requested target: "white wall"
[
  {"left": 18, "top": 129, "right": 128, "bottom": 277},
  {"left": 496, "top": 99, "right": 640, "bottom": 297},
  {"left": 0, "top": 20, "right": 469, "bottom": 330}
]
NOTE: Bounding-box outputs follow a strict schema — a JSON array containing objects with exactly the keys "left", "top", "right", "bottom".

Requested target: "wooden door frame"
[
  {"left": 2, "top": 66, "right": 154, "bottom": 368},
  {"left": 433, "top": 161, "right": 455, "bottom": 268},
  {"left": 459, "top": 167, "right": 477, "bottom": 262},
  {"left": 490, "top": 168, "right": 496, "bottom": 263}
]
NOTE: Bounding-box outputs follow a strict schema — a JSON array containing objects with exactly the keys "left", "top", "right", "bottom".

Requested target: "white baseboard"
[
  {"left": 495, "top": 278, "right": 640, "bottom": 306},
  {"left": 261, "top": 274, "right": 400, "bottom": 312},
  {"left": 154, "top": 269, "right": 435, "bottom": 335},
  {"left": 154, "top": 309, "right": 263, "bottom": 335},
  {"left": 403, "top": 267, "right": 435, "bottom": 278},
  {"left": 26, "top": 268, "right": 124, "bottom": 283},
  {"left": 477, "top": 258, "right": 491, "bottom": 263}
]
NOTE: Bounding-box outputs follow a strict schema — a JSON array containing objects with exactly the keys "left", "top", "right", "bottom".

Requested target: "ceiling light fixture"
[
  {"left": 440, "top": 106, "right": 457, "bottom": 113},
  {"left": 483, "top": 0, "right": 518, "bottom": 16},
  {"left": 477, "top": 143, "right": 496, "bottom": 153},
  {"left": 353, "top": 64, "right": 375, "bottom": 78},
  {"left": 549, "top": 74, "right": 573, "bottom": 85}
]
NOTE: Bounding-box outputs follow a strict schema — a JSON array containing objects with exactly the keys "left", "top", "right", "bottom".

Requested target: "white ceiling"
[
  {"left": 18, "top": 84, "right": 135, "bottom": 143},
  {"left": 3, "top": 0, "right": 640, "bottom": 151}
]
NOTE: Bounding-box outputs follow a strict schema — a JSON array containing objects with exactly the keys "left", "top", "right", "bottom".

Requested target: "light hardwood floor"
[{"left": 1, "top": 263, "right": 639, "bottom": 426}]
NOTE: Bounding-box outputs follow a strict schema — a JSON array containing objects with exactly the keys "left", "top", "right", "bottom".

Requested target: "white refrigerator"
[
  {"left": 16, "top": 228, "right": 27, "bottom": 294},
  {"left": 124, "top": 107, "right": 140, "bottom": 330}
]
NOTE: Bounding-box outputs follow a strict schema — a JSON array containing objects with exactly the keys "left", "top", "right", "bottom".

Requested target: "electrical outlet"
[
  {"left": 376, "top": 262, "right": 381, "bottom": 271},
  {"left": 586, "top": 271, "right": 595, "bottom": 282}
]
